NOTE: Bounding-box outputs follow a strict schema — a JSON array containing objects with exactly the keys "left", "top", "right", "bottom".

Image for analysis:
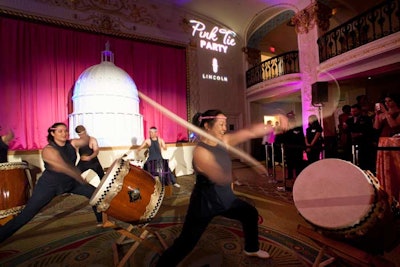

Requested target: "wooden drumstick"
[{"left": 138, "top": 91, "right": 267, "bottom": 176}]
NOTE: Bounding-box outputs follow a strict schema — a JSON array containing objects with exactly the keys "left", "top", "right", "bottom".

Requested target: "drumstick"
[{"left": 137, "top": 91, "right": 267, "bottom": 176}]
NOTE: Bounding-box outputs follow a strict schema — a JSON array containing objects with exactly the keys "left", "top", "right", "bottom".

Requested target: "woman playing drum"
[
  {"left": 136, "top": 126, "right": 180, "bottom": 188},
  {"left": 156, "top": 109, "right": 270, "bottom": 266},
  {"left": 0, "top": 122, "right": 102, "bottom": 243}
]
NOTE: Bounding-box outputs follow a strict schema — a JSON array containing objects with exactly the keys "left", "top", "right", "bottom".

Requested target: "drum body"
[
  {"left": 293, "top": 158, "right": 392, "bottom": 241},
  {"left": 144, "top": 159, "right": 173, "bottom": 185},
  {"left": 90, "top": 158, "right": 164, "bottom": 224},
  {"left": 0, "top": 162, "right": 31, "bottom": 223}
]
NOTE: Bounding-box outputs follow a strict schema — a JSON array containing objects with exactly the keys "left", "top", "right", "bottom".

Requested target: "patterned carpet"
[
  {"left": 0, "top": 215, "right": 327, "bottom": 267},
  {"left": 0, "top": 162, "right": 399, "bottom": 267}
]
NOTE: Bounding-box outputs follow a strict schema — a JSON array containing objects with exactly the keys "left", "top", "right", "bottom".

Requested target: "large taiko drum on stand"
[
  {"left": 0, "top": 162, "right": 33, "bottom": 224},
  {"left": 293, "top": 158, "right": 395, "bottom": 253},
  {"left": 89, "top": 158, "right": 164, "bottom": 224}
]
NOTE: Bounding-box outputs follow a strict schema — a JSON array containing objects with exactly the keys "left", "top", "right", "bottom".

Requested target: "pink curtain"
[{"left": 0, "top": 16, "right": 187, "bottom": 150}]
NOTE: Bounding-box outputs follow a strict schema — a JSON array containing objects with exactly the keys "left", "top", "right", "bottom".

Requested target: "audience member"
[
  {"left": 338, "top": 105, "right": 352, "bottom": 160},
  {"left": 273, "top": 121, "right": 284, "bottom": 164},
  {"left": 282, "top": 112, "right": 305, "bottom": 191},
  {"left": 71, "top": 125, "right": 104, "bottom": 179},
  {"left": 261, "top": 120, "right": 275, "bottom": 173},
  {"left": 357, "top": 94, "right": 374, "bottom": 118},
  {"left": 137, "top": 126, "right": 180, "bottom": 188},
  {"left": 344, "top": 104, "right": 376, "bottom": 172},
  {"left": 0, "top": 122, "right": 102, "bottom": 243},
  {"left": 305, "top": 114, "right": 323, "bottom": 164},
  {"left": 373, "top": 93, "right": 400, "bottom": 137},
  {"left": 155, "top": 109, "right": 270, "bottom": 266},
  {"left": 0, "top": 127, "right": 14, "bottom": 163}
]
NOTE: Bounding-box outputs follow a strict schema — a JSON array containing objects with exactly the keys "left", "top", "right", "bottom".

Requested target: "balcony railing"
[
  {"left": 246, "top": 50, "right": 300, "bottom": 88},
  {"left": 318, "top": 0, "right": 400, "bottom": 63}
]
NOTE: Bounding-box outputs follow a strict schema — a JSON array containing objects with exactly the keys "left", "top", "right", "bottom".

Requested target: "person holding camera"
[{"left": 374, "top": 93, "right": 400, "bottom": 137}]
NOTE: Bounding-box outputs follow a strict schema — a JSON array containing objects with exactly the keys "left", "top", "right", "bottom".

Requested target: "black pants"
[
  {"left": 285, "top": 149, "right": 304, "bottom": 179},
  {"left": 0, "top": 171, "right": 102, "bottom": 243},
  {"left": 77, "top": 158, "right": 104, "bottom": 179},
  {"left": 306, "top": 148, "right": 321, "bottom": 165},
  {"left": 156, "top": 197, "right": 260, "bottom": 266}
]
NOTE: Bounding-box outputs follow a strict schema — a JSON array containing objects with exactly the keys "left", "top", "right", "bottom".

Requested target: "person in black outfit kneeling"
[
  {"left": 0, "top": 122, "right": 102, "bottom": 243},
  {"left": 156, "top": 109, "right": 270, "bottom": 266}
]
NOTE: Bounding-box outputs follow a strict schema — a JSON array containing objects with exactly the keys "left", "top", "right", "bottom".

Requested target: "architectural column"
[
  {"left": 298, "top": 28, "right": 319, "bottom": 129},
  {"left": 292, "top": 2, "right": 332, "bottom": 129}
]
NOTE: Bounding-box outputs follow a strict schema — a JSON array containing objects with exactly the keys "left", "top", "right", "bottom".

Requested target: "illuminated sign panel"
[{"left": 190, "top": 19, "right": 237, "bottom": 83}]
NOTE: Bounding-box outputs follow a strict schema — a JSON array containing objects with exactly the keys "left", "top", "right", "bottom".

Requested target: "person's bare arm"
[
  {"left": 137, "top": 139, "right": 150, "bottom": 152},
  {"left": 373, "top": 106, "right": 385, "bottom": 130},
  {"left": 224, "top": 123, "right": 268, "bottom": 147},
  {"left": 42, "top": 145, "right": 86, "bottom": 184},
  {"left": 159, "top": 138, "right": 167, "bottom": 151},
  {"left": 70, "top": 137, "right": 86, "bottom": 149},
  {"left": 1, "top": 129, "right": 14, "bottom": 145},
  {"left": 384, "top": 112, "right": 400, "bottom": 129}
]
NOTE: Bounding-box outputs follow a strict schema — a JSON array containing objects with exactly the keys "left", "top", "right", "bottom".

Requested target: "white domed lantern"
[{"left": 69, "top": 42, "right": 144, "bottom": 147}]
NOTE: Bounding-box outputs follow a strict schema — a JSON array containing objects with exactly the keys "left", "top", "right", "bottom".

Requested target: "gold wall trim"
[{"left": 0, "top": 8, "right": 187, "bottom": 49}]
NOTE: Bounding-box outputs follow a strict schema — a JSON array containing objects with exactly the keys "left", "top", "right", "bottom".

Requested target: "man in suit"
[{"left": 344, "top": 104, "right": 376, "bottom": 172}]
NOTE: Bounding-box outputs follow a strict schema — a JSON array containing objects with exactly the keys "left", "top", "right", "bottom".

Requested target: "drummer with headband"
[
  {"left": 0, "top": 122, "right": 102, "bottom": 243},
  {"left": 156, "top": 109, "right": 270, "bottom": 266},
  {"left": 136, "top": 126, "right": 180, "bottom": 188}
]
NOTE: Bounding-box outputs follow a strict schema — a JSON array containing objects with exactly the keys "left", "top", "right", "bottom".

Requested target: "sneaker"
[
  {"left": 244, "top": 249, "right": 270, "bottom": 259},
  {"left": 277, "top": 186, "right": 285, "bottom": 192},
  {"left": 233, "top": 180, "right": 242, "bottom": 186},
  {"left": 173, "top": 183, "right": 181, "bottom": 188}
]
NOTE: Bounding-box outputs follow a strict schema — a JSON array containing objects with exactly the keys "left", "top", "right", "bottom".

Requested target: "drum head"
[
  {"left": 81, "top": 169, "right": 100, "bottom": 187},
  {"left": 89, "top": 159, "right": 123, "bottom": 206},
  {"left": 293, "top": 159, "right": 375, "bottom": 230}
]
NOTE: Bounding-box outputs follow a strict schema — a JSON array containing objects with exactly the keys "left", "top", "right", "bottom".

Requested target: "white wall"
[{"left": 8, "top": 143, "right": 195, "bottom": 180}]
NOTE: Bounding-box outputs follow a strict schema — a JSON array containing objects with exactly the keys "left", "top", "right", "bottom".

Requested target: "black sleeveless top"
[
  {"left": 44, "top": 140, "right": 77, "bottom": 169},
  {"left": 192, "top": 142, "right": 236, "bottom": 216},
  {"left": 78, "top": 144, "right": 93, "bottom": 157},
  {"left": 148, "top": 138, "right": 163, "bottom": 161}
]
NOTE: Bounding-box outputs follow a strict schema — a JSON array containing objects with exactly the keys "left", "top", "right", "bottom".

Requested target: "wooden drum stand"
[{"left": 102, "top": 214, "right": 168, "bottom": 267}]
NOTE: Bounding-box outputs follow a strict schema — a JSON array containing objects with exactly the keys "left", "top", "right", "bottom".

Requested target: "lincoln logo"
[
  {"left": 202, "top": 57, "right": 228, "bottom": 82},
  {"left": 212, "top": 58, "right": 218, "bottom": 73}
]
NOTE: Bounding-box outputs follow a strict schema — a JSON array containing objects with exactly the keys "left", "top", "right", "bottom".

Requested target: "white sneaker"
[
  {"left": 277, "top": 186, "right": 285, "bottom": 192},
  {"left": 244, "top": 249, "right": 270, "bottom": 259},
  {"left": 173, "top": 183, "right": 181, "bottom": 188},
  {"left": 233, "top": 180, "right": 242, "bottom": 186}
]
